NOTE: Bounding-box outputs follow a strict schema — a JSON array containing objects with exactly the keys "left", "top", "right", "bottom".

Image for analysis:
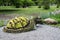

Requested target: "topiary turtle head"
[{"left": 6, "top": 17, "right": 29, "bottom": 29}]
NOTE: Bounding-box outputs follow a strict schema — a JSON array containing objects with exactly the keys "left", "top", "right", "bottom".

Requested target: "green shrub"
[
  {"left": 38, "top": 4, "right": 41, "bottom": 8},
  {"left": 43, "top": 0, "right": 50, "bottom": 10},
  {"left": 23, "top": 0, "right": 35, "bottom": 8},
  {"left": 43, "top": 4, "right": 50, "bottom": 9}
]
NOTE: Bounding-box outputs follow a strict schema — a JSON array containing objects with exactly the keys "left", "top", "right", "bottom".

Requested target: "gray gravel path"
[{"left": 0, "top": 25, "right": 60, "bottom": 40}]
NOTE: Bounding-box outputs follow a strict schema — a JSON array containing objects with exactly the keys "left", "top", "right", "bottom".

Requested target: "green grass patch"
[
  {"left": 0, "top": 20, "right": 5, "bottom": 27},
  {"left": 0, "top": 6, "right": 20, "bottom": 11},
  {"left": 50, "top": 13, "right": 60, "bottom": 23}
]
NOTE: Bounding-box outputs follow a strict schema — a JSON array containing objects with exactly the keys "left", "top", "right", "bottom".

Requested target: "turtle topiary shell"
[
  {"left": 3, "top": 17, "right": 35, "bottom": 33},
  {"left": 6, "top": 17, "right": 29, "bottom": 29}
]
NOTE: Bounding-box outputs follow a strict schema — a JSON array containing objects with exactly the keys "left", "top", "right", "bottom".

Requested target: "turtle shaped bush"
[{"left": 3, "top": 16, "right": 35, "bottom": 33}]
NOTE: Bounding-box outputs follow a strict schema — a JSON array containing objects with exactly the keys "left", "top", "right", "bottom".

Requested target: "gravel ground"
[{"left": 0, "top": 24, "right": 60, "bottom": 40}]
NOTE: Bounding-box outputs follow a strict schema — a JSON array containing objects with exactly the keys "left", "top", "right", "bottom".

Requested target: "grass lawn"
[
  {"left": 0, "top": 6, "right": 60, "bottom": 14},
  {"left": 0, "top": 6, "right": 60, "bottom": 18}
]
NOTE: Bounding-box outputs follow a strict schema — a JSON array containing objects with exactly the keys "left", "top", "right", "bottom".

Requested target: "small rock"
[{"left": 44, "top": 18, "right": 58, "bottom": 24}]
